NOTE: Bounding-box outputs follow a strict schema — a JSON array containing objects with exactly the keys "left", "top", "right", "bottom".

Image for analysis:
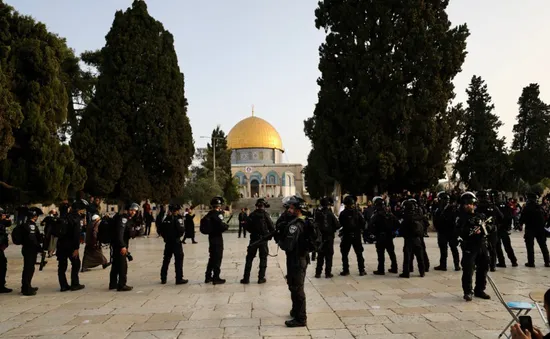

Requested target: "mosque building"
[{"left": 227, "top": 108, "right": 304, "bottom": 199}]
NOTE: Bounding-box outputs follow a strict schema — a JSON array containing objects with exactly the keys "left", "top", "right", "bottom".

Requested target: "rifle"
[
  {"left": 469, "top": 216, "right": 493, "bottom": 237},
  {"left": 247, "top": 229, "right": 277, "bottom": 250},
  {"left": 39, "top": 251, "right": 47, "bottom": 271}
]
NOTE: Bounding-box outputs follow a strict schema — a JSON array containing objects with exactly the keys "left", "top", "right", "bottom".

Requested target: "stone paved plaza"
[{"left": 0, "top": 232, "right": 549, "bottom": 339}]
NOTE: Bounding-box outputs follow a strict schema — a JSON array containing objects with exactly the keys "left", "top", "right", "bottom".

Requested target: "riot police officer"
[
  {"left": 433, "top": 192, "right": 460, "bottom": 271},
  {"left": 20, "top": 207, "right": 43, "bottom": 296},
  {"left": 476, "top": 190, "right": 503, "bottom": 272},
  {"left": 490, "top": 190, "right": 517, "bottom": 268},
  {"left": 338, "top": 195, "right": 366, "bottom": 276},
  {"left": 457, "top": 192, "right": 492, "bottom": 301},
  {"left": 399, "top": 199, "right": 425, "bottom": 278},
  {"left": 109, "top": 203, "right": 139, "bottom": 292},
  {"left": 204, "top": 196, "right": 229, "bottom": 285},
  {"left": 279, "top": 196, "right": 309, "bottom": 328},
  {"left": 520, "top": 193, "right": 550, "bottom": 268},
  {"left": 57, "top": 200, "right": 87, "bottom": 292},
  {"left": 241, "top": 198, "right": 275, "bottom": 284},
  {"left": 0, "top": 208, "right": 12, "bottom": 293},
  {"left": 369, "top": 197, "right": 398, "bottom": 275},
  {"left": 314, "top": 197, "right": 340, "bottom": 279},
  {"left": 159, "top": 204, "right": 188, "bottom": 285}
]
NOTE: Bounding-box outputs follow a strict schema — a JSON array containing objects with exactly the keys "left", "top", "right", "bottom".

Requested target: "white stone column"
[{"left": 247, "top": 180, "right": 251, "bottom": 198}]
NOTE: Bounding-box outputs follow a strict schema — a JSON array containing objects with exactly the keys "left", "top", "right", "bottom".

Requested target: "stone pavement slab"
[{"left": 1, "top": 232, "right": 549, "bottom": 338}]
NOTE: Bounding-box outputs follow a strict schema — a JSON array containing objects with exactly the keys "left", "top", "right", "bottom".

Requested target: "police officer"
[
  {"left": 369, "top": 197, "right": 398, "bottom": 275},
  {"left": 338, "top": 195, "right": 366, "bottom": 276},
  {"left": 490, "top": 190, "right": 518, "bottom": 268},
  {"left": 57, "top": 200, "right": 86, "bottom": 292},
  {"left": 279, "top": 196, "right": 309, "bottom": 328},
  {"left": 21, "top": 207, "right": 43, "bottom": 296},
  {"left": 0, "top": 208, "right": 12, "bottom": 293},
  {"left": 399, "top": 199, "right": 425, "bottom": 278},
  {"left": 520, "top": 193, "right": 550, "bottom": 268},
  {"left": 277, "top": 198, "right": 295, "bottom": 231},
  {"left": 457, "top": 192, "right": 492, "bottom": 301},
  {"left": 475, "top": 190, "right": 503, "bottom": 272},
  {"left": 314, "top": 197, "right": 340, "bottom": 279},
  {"left": 204, "top": 196, "right": 229, "bottom": 285},
  {"left": 433, "top": 192, "right": 461, "bottom": 271},
  {"left": 159, "top": 204, "right": 188, "bottom": 285},
  {"left": 241, "top": 198, "right": 275, "bottom": 284},
  {"left": 109, "top": 203, "right": 139, "bottom": 292}
]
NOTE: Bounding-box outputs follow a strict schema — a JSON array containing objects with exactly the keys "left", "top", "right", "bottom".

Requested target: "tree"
[
  {"left": 182, "top": 173, "right": 223, "bottom": 207},
  {"left": 0, "top": 2, "right": 86, "bottom": 204},
  {"left": 303, "top": 147, "right": 334, "bottom": 199},
  {"left": 71, "top": 0, "right": 194, "bottom": 203},
  {"left": 512, "top": 84, "right": 550, "bottom": 184},
  {"left": 454, "top": 75, "right": 509, "bottom": 190},
  {"left": 305, "top": 0, "right": 469, "bottom": 195}
]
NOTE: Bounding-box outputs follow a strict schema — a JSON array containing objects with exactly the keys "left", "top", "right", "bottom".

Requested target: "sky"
[{"left": 8, "top": 0, "right": 550, "bottom": 166}]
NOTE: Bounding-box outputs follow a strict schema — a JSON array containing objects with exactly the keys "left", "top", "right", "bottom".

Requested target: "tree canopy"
[
  {"left": 0, "top": 2, "right": 86, "bottom": 204},
  {"left": 305, "top": 0, "right": 469, "bottom": 195},
  {"left": 71, "top": 0, "right": 194, "bottom": 203}
]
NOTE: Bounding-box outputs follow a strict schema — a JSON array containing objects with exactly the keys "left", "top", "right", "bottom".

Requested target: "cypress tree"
[
  {"left": 0, "top": 2, "right": 86, "bottom": 204},
  {"left": 72, "top": 0, "right": 194, "bottom": 203},
  {"left": 306, "top": 0, "right": 469, "bottom": 195},
  {"left": 454, "top": 75, "right": 508, "bottom": 190},
  {"left": 512, "top": 84, "right": 550, "bottom": 184}
]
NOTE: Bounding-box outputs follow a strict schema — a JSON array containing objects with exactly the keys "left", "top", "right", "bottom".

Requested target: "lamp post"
[{"left": 200, "top": 136, "right": 224, "bottom": 182}]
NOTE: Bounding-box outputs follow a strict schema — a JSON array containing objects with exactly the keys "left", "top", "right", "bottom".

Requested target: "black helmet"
[
  {"left": 282, "top": 196, "right": 292, "bottom": 209},
  {"left": 210, "top": 196, "right": 224, "bottom": 207},
  {"left": 460, "top": 192, "right": 477, "bottom": 205},
  {"left": 255, "top": 198, "right": 269, "bottom": 208},
  {"left": 373, "top": 196, "right": 384, "bottom": 206},
  {"left": 320, "top": 196, "right": 334, "bottom": 207},
  {"left": 343, "top": 195, "right": 356, "bottom": 206},
  {"left": 476, "top": 190, "right": 489, "bottom": 201},
  {"left": 437, "top": 191, "right": 450, "bottom": 201},
  {"left": 27, "top": 207, "right": 43, "bottom": 218},
  {"left": 72, "top": 199, "right": 89, "bottom": 211},
  {"left": 168, "top": 204, "right": 182, "bottom": 212},
  {"left": 403, "top": 198, "right": 418, "bottom": 213},
  {"left": 526, "top": 192, "right": 538, "bottom": 202},
  {"left": 288, "top": 196, "right": 308, "bottom": 211},
  {"left": 127, "top": 203, "right": 140, "bottom": 211},
  {"left": 488, "top": 189, "right": 500, "bottom": 202}
]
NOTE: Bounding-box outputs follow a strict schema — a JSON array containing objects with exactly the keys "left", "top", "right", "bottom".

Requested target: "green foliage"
[
  {"left": 512, "top": 84, "right": 550, "bottom": 184},
  {"left": 540, "top": 178, "right": 550, "bottom": 188},
  {"left": 182, "top": 171, "right": 223, "bottom": 207},
  {"left": 0, "top": 2, "right": 86, "bottom": 204},
  {"left": 306, "top": 0, "right": 469, "bottom": 195},
  {"left": 454, "top": 75, "right": 509, "bottom": 190},
  {"left": 530, "top": 183, "right": 546, "bottom": 196},
  {"left": 71, "top": 0, "right": 194, "bottom": 203},
  {"left": 303, "top": 147, "right": 334, "bottom": 199}
]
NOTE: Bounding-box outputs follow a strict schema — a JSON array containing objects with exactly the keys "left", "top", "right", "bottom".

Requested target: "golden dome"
[{"left": 227, "top": 116, "right": 284, "bottom": 151}]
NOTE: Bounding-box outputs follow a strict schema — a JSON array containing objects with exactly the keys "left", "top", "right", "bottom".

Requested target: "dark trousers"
[
  {"left": 525, "top": 232, "right": 550, "bottom": 265},
  {"left": 340, "top": 235, "right": 365, "bottom": 273},
  {"left": 488, "top": 232, "right": 498, "bottom": 270},
  {"left": 21, "top": 247, "right": 37, "bottom": 292},
  {"left": 161, "top": 243, "right": 184, "bottom": 281},
  {"left": 110, "top": 247, "right": 128, "bottom": 288},
  {"left": 375, "top": 235, "right": 397, "bottom": 272},
  {"left": 316, "top": 238, "right": 335, "bottom": 275},
  {"left": 287, "top": 256, "right": 308, "bottom": 323},
  {"left": 461, "top": 244, "right": 489, "bottom": 294},
  {"left": 437, "top": 232, "right": 460, "bottom": 269},
  {"left": 57, "top": 252, "right": 81, "bottom": 288},
  {"left": 0, "top": 250, "right": 6, "bottom": 287},
  {"left": 243, "top": 242, "right": 268, "bottom": 280},
  {"left": 496, "top": 232, "right": 517, "bottom": 265},
  {"left": 238, "top": 224, "right": 247, "bottom": 238},
  {"left": 206, "top": 243, "right": 224, "bottom": 279},
  {"left": 144, "top": 213, "right": 152, "bottom": 236},
  {"left": 403, "top": 237, "right": 424, "bottom": 275},
  {"left": 183, "top": 235, "right": 196, "bottom": 242}
]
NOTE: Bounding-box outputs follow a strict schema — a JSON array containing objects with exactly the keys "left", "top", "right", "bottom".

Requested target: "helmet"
[
  {"left": 526, "top": 192, "right": 538, "bottom": 202},
  {"left": 476, "top": 190, "right": 489, "bottom": 201},
  {"left": 402, "top": 199, "right": 418, "bottom": 213},
  {"left": 72, "top": 199, "right": 89, "bottom": 211},
  {"left": 488, "top": 189, "right": 501, "bottom": 203},
  {"left": 373, "top": 196, "right": 385, "bottom": 206},
  {"left": 320, "top": 196, "right": 334, "bottom": 207},
  {"left": 27, "top": 207, "right": 43, "bottom": 218},
  {"left": 210, "top": 196, "right": 224, "bottom": 207},
  {"left": 288, "top": 196, "right": 308, "bottom": 211},
  {"left": 168, "top": 204, "right": 182, "bottom": 212},
  {"left": 282, "top": 196, "right": 292, "bottom": 209},
  {"left": 460, "top": 192, "right": 477, "bottom": 205},
  {"left": 0, "top": 207, "right": 4, "bottom": 214},
  {"left": 437, "top": 191, "right": 450, "bottom": 201},
  {"left": 343, "top": 195, "right": 356, "bottom": 206},
  {"left": 127, "top": 203, "right": 140, "bottom": 211},
  {"left": 255, "top": 198, "right": 269, "bottom": 208}
]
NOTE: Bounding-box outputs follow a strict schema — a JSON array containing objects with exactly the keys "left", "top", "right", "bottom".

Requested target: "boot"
[
  {"left": 399, "top": 273, "right": 410, "bottom": 278},
  {"left": 373, "top": 270, "right": 385, "bottom": 275},
  {"left": 212, "top": 278, "right": 226, "bottom": 285},
  {"left": 340, "top": 271, "right": 350, "bottom": 276},
  {"left": 325, "top": 273, "right": 333, "bottom": 278},
  {"left": 117, "top": 285, "right": 133, "bottom": 292},
  {"left": 388, "top": 267, "right": 398, "bottom": 274},
  {"left": 434, "top": 265, "right": 447, "bottom": 271},
  {"left": 285, "top": 319, "right": 307, "bottom": 327},
  {"left": 0, "top": 286, "right": 12, "bottom": 293},
  {"left": 464, "top": 294, "right": 473, "bottom": 302},
  {"left": 474, "top": 291, "right": 491, "bottom": 300},
  {"left": 175, "top": 279, "right": 189, "bottom": 285},
  {"left": 240, "top": 278, "right": 250, "bottom": 284},
  {"left": 258, "top": 278, "right": 267, "bottom": 284},
  {"left": 70, "top": 284, "right": 85, "bottom": 291}
]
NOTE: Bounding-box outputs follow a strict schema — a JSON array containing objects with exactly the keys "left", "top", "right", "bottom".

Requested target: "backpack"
[
  {"left": 200, "top": 214, "right": 213, "bottom": 235},
  {"left": 304, "top": 217, "right": 323, "bottom": 253},
  {"left": 98, "top": 216, "right": 113, "bottom": 244},
  {"left": 50, "top": 217, "right": 68, "bottom": 238},
  {"left": 11, "top": 224, "right": 24, "bottom": 245},
  {"left": 314, "top": 209, "right": 331, "bottom": 235}
]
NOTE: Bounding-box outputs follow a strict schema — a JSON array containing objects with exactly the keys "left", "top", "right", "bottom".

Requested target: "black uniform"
[
  {"left": 238, "top": 211, "right": 248, "bottom": 238},
  {"left": 0, "top": 217, "right": 12, "bottom": 290},
  {"left": 362, "top": 206, "right": 375, "bottom": 243},
  {"left": 280, "top": 216, "right": 309, "bottom": 325},
  {"left": 242, "top": 209, "right": 275, "bottom": 282},
  {"left": 109, "top": 213, "right": 133, "bottom": 290},
  {"left": 520, "top": 201, "right": 550, "bottom": 267},
  {"left": 457, "top": 210, "right": 492, "bottom": 297},
  {"left": 314, "top": 207, "right": 340, "bottom": 278},
  {"left": 21, "top": 219, "right": 42, "bottom": 294},
  {"left": 369, "top": 209, "right": 398, "bottom": 274},
  {"left": 400, "top": 212, "right": 426, "bottom": 277},
  {"left": 338, "top": 207, "right": 366, "bottom": 275},
  {"left": 495, "top": 201, "right": 517, "bottom": 267},
  {"left": 183, "top": 213, "right": 196, "bottom": 243},
  {"left": 476, "top": 201, "right": 503, "bottom": 271},
  {"left": 56, "top": 213, "right": 83, "bottom": 290},
  {"left": 205, "top": 210, "right": 229, "bottom": 282},
  {"left": 433, "top": 203, "right": 460, "bottom": 270},
  {"left": 159, "top": 214, "right": 186, "bottom": 283}
]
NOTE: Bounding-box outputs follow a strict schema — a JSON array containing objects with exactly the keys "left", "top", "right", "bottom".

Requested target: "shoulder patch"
[
  {"left": 289, "top": 225, "right": 298, "bottom": 234},
  {"left": 178, "top": 219, "right": 184, "bottom": 224},
  {"left": 121, "top": 218, "right": 128, "bottom": 224},
  {"left": 218, "top": 214, "right": 224, "bottom": 220}
]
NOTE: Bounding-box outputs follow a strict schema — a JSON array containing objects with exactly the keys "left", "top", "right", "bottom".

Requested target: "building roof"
[{"left": 227, "top": 114, "right": 284, "bottom": 151}]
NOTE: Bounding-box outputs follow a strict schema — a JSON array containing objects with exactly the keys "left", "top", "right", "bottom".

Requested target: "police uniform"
[
  {"left": 110, "top": 211, "right": 134, "bottom": 291},
  {"left": 0, "top": 211, "right": 12, "bottom": 293},
  {"left": 205, "top": 198, "right": 229, "bottom": 284},
  {"left": 338, "top": 199, "right": 366, "bottom": 276},
  {"left": 476, "top": 194, "right": 503, "bottom": 271},
  {"left": 314, "top": 203, "right": 340, "bottom": 278},
  {"left": 56, "top": 211, "right": 84, "bottom": 291},
  {"left": 520, "top": 196, "right": 550, "bottom": 267},
  {"left": 399, "top": 200, "right": 426, "bottom": 278},
  {"left": 21, "top": 214, "right": 42, "bottom": 295},
  {"left": 370, "top": 206, "right": 398, "bottom": 275},
  {"left": 494, "top": 195, "right": 518, "bottom": 267},
  {"left": 159, "top": 206, "right": 187, "bottom": 284},
  {"left": 241, "top": 203, "right": 275, "bottom": 284},
  {"left": 433, "top": 195, "right": 460, "bottom": 271}
]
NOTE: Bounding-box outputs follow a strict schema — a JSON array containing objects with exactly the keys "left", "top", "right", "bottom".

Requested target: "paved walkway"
[{"left": 0, "top": 232, "right": 548, "bottom": 338}]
